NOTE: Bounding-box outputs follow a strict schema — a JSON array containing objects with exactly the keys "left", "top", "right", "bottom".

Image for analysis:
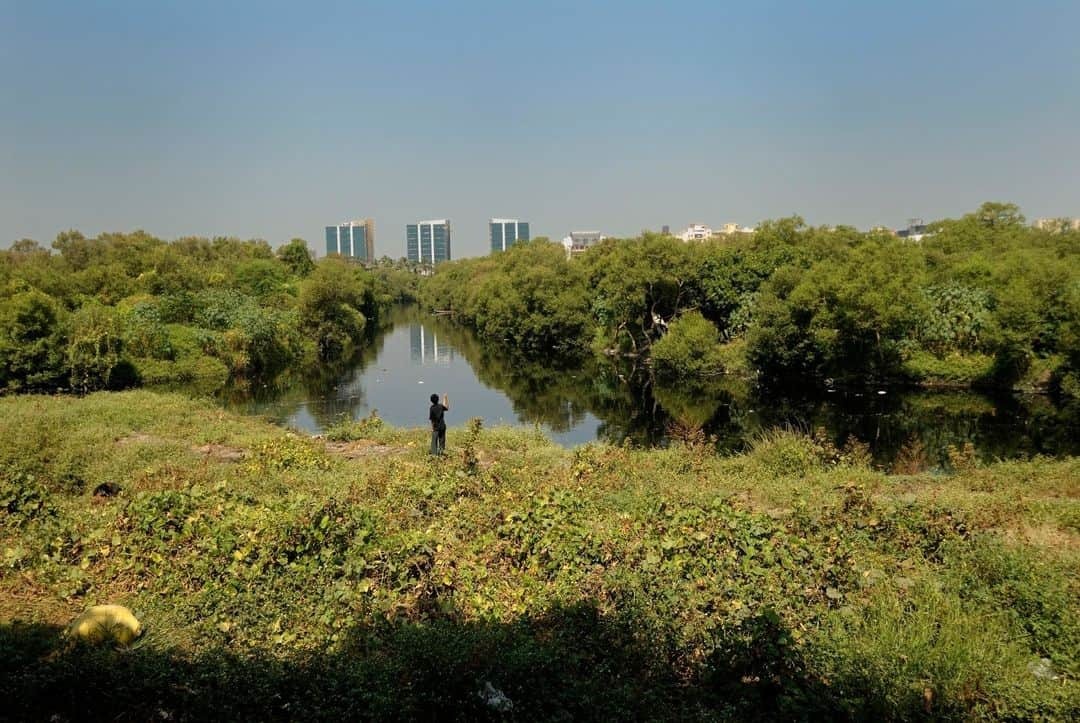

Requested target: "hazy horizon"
[{"left": 3, "top": 0, "right": 1079, "bottom": 257}]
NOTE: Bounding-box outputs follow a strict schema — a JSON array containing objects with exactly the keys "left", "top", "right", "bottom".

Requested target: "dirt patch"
[
  {"left": 193, "top": 444, "right": 246, "bottom": 462},
  {"left": 1006, "top": 523, "right": 1080, "bottom": 551},
  {"left": 116, "top": 432, "right": 165, "bottom": 446},
  {"left": 325, "top": 439, "right": 409, "bottom": 460}
]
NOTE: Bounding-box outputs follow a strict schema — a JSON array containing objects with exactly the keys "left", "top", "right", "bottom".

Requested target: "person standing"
[{"left": 429, "top": 393, "right": 449, "bottom": 455}]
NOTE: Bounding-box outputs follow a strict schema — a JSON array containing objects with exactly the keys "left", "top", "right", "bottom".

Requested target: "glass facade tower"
[
  {"left": 489, "top": 218, "right": 530, "bottom": 253},
  {"left": 406, "top": 219, "right": 451, "bottom": 264},
  {"left": 324, "top": 218, "right": 375, "bottom": 261}
]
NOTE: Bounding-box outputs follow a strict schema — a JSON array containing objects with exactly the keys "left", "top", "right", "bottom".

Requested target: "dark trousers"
[{"left": 430, "top": 427, "right": 446, "bottom": 455}]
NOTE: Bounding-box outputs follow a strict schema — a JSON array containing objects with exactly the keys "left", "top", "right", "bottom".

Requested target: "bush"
[
  {"left": 650, "top": 311, "right": 725, "bottom": 381},
  {"left": 902, "top": 349, "right": 995, "bottom": 385},
  {"left": 0, "top": 289, "right": 68, "bottom": 391},
  {"left": 815, "top": 582, "right": 1054, "bottom": 720},
  {"left": 66, "top": 302, "right": 131, "bottom": 392},
  {"left": 299, "top": 259, "right": 375, "bottom": 359}
]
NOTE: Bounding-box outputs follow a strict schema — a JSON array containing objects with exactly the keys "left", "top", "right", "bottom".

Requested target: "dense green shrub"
[
  {"left": 0, "top": 288, "right": 68, "bottom": 391},
  {"left": 299, "top": 258, "right": 378, "bottom": 359},
  {"left": 651, "top": 310, "right": 726, "bottom": 381},
  {"left": 66, "top": 301, "right": 130, "bottom": 392},
  {"left": 421, "top": 240, "right": 590, "bottom": 355}
]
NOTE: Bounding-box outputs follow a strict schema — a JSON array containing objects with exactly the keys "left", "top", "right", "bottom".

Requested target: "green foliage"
[
  {"left": 0, "top": 289, "right": 68, "bottom": 391},
  {"left": 231, "top": 258, "right": 289, "bottom": 298},
  {"left": 65, "top": 302, "right": 131, "bottom": 392},
  {"left": 0, "top": 472, "right": 56, "bottom": 530},
  {"left": 413, "top": 203, "right": 1077, "bottom": 392},
  {"left": 945, "top": 536, "right": 1079, "bottom": 676},
  {"left": 651, "top": 310, "right": 726, "bottom": 381},
  {"left": 918, "top": 284, "right": 992, "bottom": 354},
  {"left": 119, "top": 300, "right": 173, "bottom": 360},
  {"left": 299, "top": 259, "right": 375, "bottom": 359},
  {"left": 324, "top": 411, "right": 385, "bottom": 441},
  {"left": 902, "top": 350, "right": 995, "bottom": 385},
  {"left": 815, "top": 581, "right": 1050, "bottom": 720},
  {"left": 0, "top": 392, "right": 1077, "bottom": 719},
  {"left": 421, "top": 240, "right": 591, "bottom": 355},
  {"left": 276, "top": 238, "right": 315, "bottom": 277},
  {"left": 0, "top": 230, "right": 406, "bottom": 395},
  {"left": 460, "top": 417, "right": 483, "bottom": 473}
]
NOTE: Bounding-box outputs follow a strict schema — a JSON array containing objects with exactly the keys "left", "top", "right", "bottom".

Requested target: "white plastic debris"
[
  {"left": 479, "top": 681, "right": 514, "bottom": 712},
  {"left": 1028, "top": 657, "right": 1059, "bottom": 681}
]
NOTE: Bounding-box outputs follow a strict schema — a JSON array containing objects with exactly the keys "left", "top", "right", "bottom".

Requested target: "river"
[{"left": 220, "top": 305, "right": 1080, "bottom": 469}]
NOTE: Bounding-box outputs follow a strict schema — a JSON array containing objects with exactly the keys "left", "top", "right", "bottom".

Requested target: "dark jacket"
[{"left": 429, "top": 403, "right": 448, "bottom": 431}]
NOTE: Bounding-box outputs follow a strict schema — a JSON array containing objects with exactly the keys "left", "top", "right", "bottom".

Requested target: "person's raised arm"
[{"left": 442, "top": 394, "right": 449, "bottom": 410}]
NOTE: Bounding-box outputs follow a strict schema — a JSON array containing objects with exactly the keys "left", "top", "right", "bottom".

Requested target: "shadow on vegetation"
[{"left": 2, "top": 603, "right": 855, "bottom": 722}]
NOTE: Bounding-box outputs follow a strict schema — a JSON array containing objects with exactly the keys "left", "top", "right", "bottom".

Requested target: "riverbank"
[{"left": 2, "top": 391, "right": 1077, "bottom": 720}]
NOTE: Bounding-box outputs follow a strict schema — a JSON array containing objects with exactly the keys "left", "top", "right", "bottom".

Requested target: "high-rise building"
[
  {"left": 325, "top": 218, "right": 375, "bottom": 261},
  {"left": 406, "top": 219, "right": 452, "bottom": 264},
  {"left": 489, "top": 218, "right": 530, "bottom": 252}
]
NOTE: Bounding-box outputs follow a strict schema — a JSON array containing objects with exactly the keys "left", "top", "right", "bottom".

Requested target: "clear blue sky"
[{"left": 3, "top": 0, "right": 1078, "bottom": 258}]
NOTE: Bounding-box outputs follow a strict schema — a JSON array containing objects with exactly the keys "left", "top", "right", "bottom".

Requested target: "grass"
[{"left": 2, "top": 390, "right": 1078, "bottom": 720}]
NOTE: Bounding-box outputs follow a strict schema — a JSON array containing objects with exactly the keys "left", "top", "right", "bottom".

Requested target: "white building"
[
  {"left": 562, "top": 231, "right": 605, "bottom": 257},
  {"left": 716, "top": 222, "right": 755, "bottom": 235},
  {"left": 676, "top": 224, "right": 714, "bottom": 241},
  {"left": 1034, "top": 217, "right": 1080, "bottom": 232}
]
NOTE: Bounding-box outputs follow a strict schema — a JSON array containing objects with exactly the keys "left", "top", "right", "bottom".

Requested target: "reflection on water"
[
  {"left": 216, "top": 306, "right": 1080, "bottom": 466},
  {"left": 223, "top": 306, "right": 609, "bottom": 446},
  {"left": 410, "top": 324, "right": 454, "bottom": 364}
]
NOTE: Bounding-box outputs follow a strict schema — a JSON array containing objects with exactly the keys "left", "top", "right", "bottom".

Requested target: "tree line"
[
  {"left": 0, "top": 231, "right": 417, "bottom": 393},
  {"left": 419, "top": 203, "right": 1080, "bottom": 399}
]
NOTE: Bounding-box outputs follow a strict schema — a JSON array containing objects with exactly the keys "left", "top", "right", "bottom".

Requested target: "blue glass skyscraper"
[
  {"left": 406, "top": 219, "right": 451, "bottom": 264},
  {"left": 325, "top": 218, "right": 375, "bottom": 261},
  {"left": 489, "top": 218, "right": 530, "bottom": 253}
]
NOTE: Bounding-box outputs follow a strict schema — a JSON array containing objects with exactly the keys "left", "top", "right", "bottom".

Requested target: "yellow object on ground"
[{"left": 67, "top": 604, "right": 143, "bottom": 646}]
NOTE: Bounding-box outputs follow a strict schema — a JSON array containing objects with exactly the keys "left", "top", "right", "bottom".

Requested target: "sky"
[{"left": 2, "top": 0, "right": 1079, "bottom": 258}]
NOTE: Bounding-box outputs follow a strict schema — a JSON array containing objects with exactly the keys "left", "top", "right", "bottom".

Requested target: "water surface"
[{"left": 222, "top": 306, "right": 1080, "bottom": 468}]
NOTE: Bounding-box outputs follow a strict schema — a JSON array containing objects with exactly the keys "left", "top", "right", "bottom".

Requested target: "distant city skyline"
[{"left": 3, "top": 1, "right": 1079, "bottom": 257}]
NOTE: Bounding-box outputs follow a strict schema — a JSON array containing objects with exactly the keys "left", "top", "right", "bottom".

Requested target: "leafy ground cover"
[{"left": 2, "top": 391, "right": 1077, "bottom": 720}]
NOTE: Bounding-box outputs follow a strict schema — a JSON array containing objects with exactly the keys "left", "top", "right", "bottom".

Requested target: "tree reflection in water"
[{"left": 209, "top": 306, "right": 1080, "bottom": 467}]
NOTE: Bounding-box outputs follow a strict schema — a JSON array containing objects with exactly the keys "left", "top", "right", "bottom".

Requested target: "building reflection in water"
[{"left": 410, "top": 323, "right": 455, "bottom": 364}]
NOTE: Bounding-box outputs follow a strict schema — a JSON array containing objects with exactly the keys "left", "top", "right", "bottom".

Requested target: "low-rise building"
[
  {"left": 896, "top": 219, "right": 930, "bottom": 241},
  {"left": 562, "top": 231, "right": 605, "bottom": 257},
  {"left": 676, "top": 223, "right": 713, "bottom": 241},
  {"left": 716, "top": 222, "right": 755, "bottom": 235},
  {"left": 1034, "top": 217, "right": 1080, "bottom": 232}
]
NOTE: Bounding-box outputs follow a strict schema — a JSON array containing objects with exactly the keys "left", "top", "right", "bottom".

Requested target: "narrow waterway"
[{"left": 221, "top": 306, "right": 1080, "bottom": 468}]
